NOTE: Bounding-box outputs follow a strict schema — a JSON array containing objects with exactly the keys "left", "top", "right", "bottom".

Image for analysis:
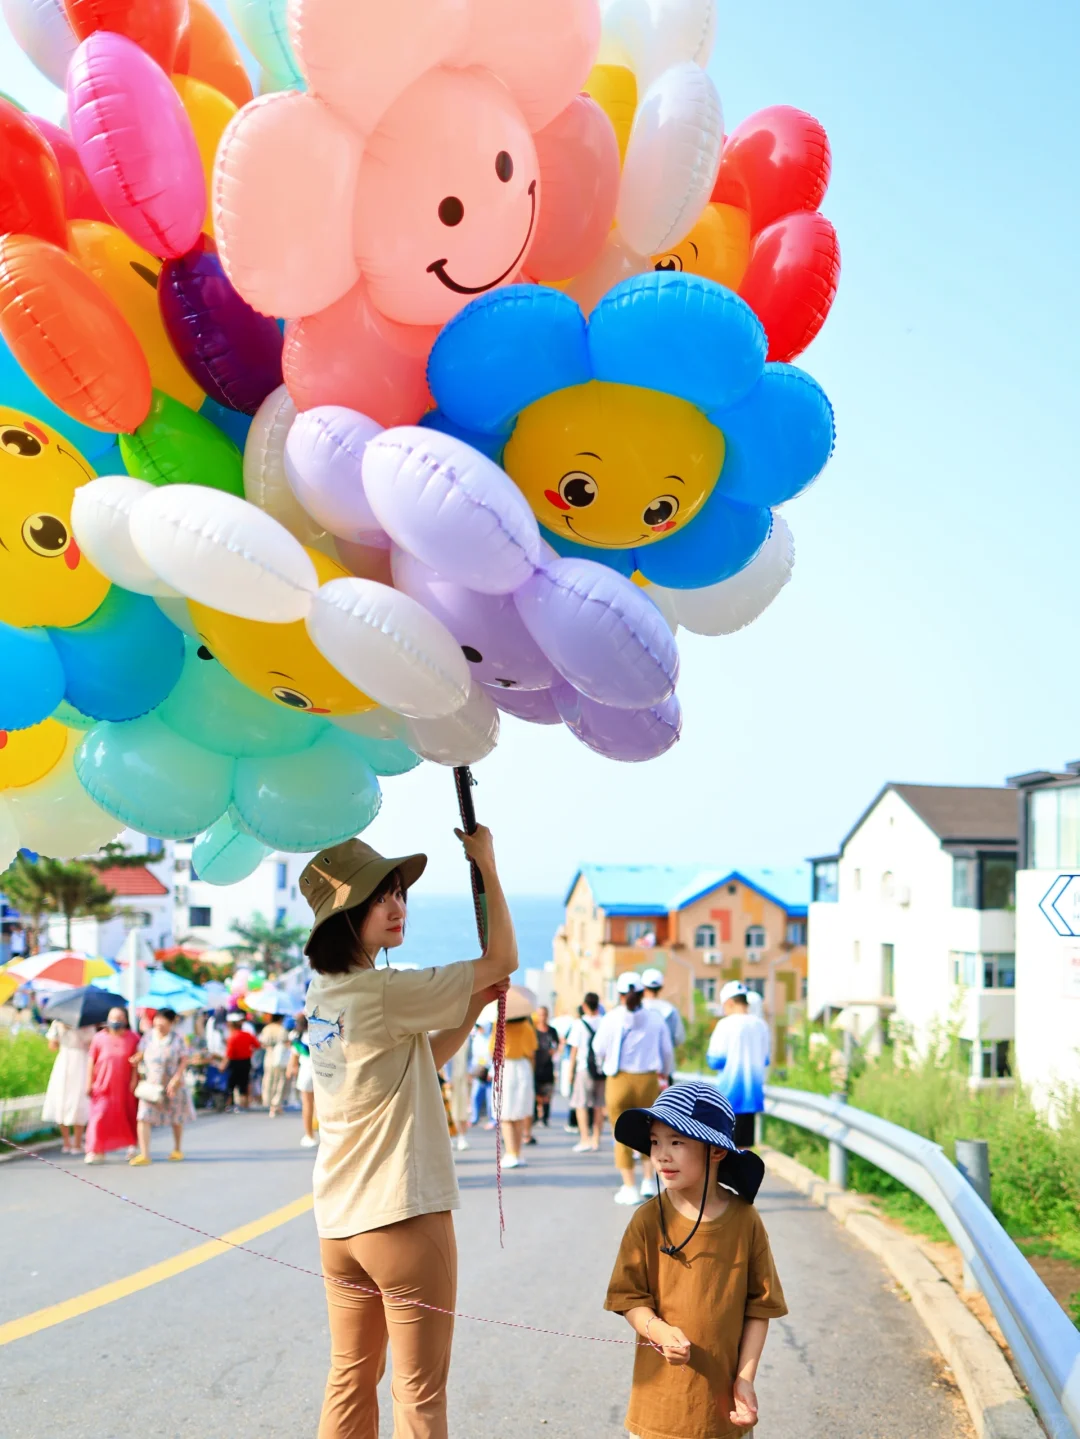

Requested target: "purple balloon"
[
  {"left": 514, "top": 559, "right": 679, "bottom": 710},
  {"left": 285, "top": 406, "right": 384, "bottom": 541},
  {"left": 159, "top": 236, "right": 284, "bottom": 414},
  {"left": 486, "top": 686, "right": 562, "bottom": 724},
  {"left": 553, "top": 683, "right": 682, "bottom": 761},
  {"left": 393, "top": 550, "right": 555, "bottom": 692}
]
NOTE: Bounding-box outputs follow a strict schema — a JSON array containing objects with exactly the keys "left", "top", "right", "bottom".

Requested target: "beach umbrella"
[
  {"left": 42, "top": 985, "right": 126, "bottom": 1027},
  {"left": 243, "top": 984, "right": 292, "bottom": 1014},
  {"left": 3, "top": 952, "right": 115, "bottom": 987},
  {"left": 479, "top": 984, "right": 537, "bottom": 1025}
]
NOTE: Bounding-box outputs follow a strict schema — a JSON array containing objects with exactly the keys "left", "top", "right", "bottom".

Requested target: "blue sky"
[{"left": 3, "top": 2, "right": 1079, "bottom": 894}]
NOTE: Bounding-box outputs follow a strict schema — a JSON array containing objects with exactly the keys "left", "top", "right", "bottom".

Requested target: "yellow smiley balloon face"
[
  {"left": 503, "top": 381, "right": 725, "bottom": 551},
  {"left": 652, "top": 203, "right": 752, "bottom": 291},
  {"left": 188, "top": 551, "right": 378, "bottom": 716},
  {"left": 67, "top": 220, "right": 206, "bottom": 411},
  {"left": 0, "top": 717, "right": 67, "bottom": 791},
  {"left": 0, "top": 411, "right": 110, "bottom": 629}
]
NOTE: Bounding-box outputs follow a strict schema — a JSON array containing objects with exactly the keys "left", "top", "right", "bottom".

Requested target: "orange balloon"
[
  {"left": 0, "top": 236, "right": 152, "bottom": 434},
  {"left": 175, "top": 0, "right": 254, "bottom": 110}
]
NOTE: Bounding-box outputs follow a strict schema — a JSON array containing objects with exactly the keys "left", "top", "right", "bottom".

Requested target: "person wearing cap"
[
  {"left": 641, "top": 968, "right": 687, "bottom": 1064},
  {"left": 299, "top": 826, "right": 517, "bottom": 1439},
  {"left": 706, "top": 982, "right": 771, "bottom": 1149},
  {"left": 605, "top": 1079, "right": 787, "bottom": 1439},
  {"left": 592, "top": 973, "right": 674, "bottom": 1205}
]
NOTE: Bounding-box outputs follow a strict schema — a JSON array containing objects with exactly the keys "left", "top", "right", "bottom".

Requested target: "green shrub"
[{"left": 0, "top": 1028, "right": 54, "bottom": 1100}]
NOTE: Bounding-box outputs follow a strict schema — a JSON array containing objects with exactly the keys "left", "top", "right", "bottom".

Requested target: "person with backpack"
[{"left": 567, "top": 992, "right": 605, "bottom": 1152}]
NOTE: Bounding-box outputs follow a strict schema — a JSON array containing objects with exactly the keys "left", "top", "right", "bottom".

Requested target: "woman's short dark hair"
[
  {"left": 307, "top": 868, "right": 406, "bottom": 976},
  {"left": 583, "top": 991, "right": 600, "bottom": 1012},
  {"left": 156, "top": 1007, "right": 177, "bottom": 1022}
]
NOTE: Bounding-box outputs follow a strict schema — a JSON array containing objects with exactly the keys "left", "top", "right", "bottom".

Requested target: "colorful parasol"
[{"left": 2, "top": 951, "right": 116, "bottom": 988}]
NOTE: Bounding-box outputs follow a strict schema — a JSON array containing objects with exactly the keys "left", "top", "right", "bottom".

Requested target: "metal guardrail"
[
  {"left": 0, "top": 1092, "right": 52, "bottom": 1141},
  {"left": 762, "top": 1084, "right": 1080, "bottom": 1439}
]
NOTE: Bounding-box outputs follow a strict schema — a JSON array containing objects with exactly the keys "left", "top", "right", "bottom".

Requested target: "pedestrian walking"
[
  {"left": 220, "top": 1012, "right": 259, "bottom": 1109},
  {"left": 467, "top": 1023, "right": 492, "bottom": 1128},
  {"left": 495, "top": 991, "right": 536, "bottom": 1167},
  {"left": 84, "top": 1007, "right": 139, "bottom": 1164},
  {"left": 605, "top": 1080, "right": 786, "bottom": 1439},
  {"left": 259, "top": 1012, "right": 291, "bottom": 1116},
  {"left": 446, "top": 1038, "right": 472, "bottom": 1151},
  {"left": 299, "top": 825, "right": 516, "bottom": 1439},
  {"left": 130, "top": 1007, "right": 195, "bottom": 1166},
  {"left": 706, "top": 982, "right": 771, "bottom": 1147},
  {"left": 641, "top": 968, "right": 687, "bottom": 1078},
  {"left": 567, "top": 992, "right": 605, "bottom": 1152},
  {"left": 593, "top": 973, "right": 673, "bottom": 1205},
  {"left": 42, "top": 1018, "right": 93, "bottom": 1153},
  {"left": 531, "top": 1006, "right": 560, "bottom": 1130},
  {"left": 286, "top": 1013, "right": 318, "bottom": 1147}
]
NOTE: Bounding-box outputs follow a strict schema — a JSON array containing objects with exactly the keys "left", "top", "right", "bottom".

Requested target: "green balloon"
[{"left": 120, "top": 390, "right": 245, "bottom": 496}]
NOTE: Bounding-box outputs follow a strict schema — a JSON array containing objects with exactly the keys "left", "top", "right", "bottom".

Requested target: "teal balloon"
[
  {"left": 0, "top": 335, "right": 118, "bottom": 462},
  {"left": 233, "top": 729, "right": 381, "bottom": 851},
  {"left": 200, "top": 396, "right": 253, "bottom": 451},
  {"left": 49, "top": 587, "right": 185, "bottom": 722},
  {"left": 340, "top": 731, "right": 421, "bottom": 777},
  {"left": 75, "top": 713, "right": 234, "bottom": 838},
  {"left": 192, "top": 813, "right": 270, "bottom": 884},
  {"left": 228, "top": 0, "right": 304, "bottom": 89},
  {"left": 159, "top": 637, "right": 323, "bottom": 757}
]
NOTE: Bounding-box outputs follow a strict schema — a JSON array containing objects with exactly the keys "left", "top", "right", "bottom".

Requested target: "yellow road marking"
[{"left": 0, "top": 1193, "right": 313, "bottom": 1347}]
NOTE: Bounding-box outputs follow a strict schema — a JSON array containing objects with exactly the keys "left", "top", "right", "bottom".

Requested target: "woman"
[
  {"left": 300, "top": 826, "right": 515, "bottom": 1439},
  {"left": 495, "top": 994, "right": 536, "bottom": 1167},
  {"left": 593, "top": 972, "right": 674, "bottom": 1206},
  {"left": 259, "top": 1012, "right": 291, "bottom": 1117},
  {"left": 42, "top": 1018, "right": 94, "bottom": 1154},
  {"left": 445, "top": 1038, "right": 472, "bottom": 1152},
  {"left": 531, "top": 1006, "right": 561, "bottom": 1132},
  {"left": 85, "top": 1007, "right": 139, "bottom": 1164},
  {"left": 286, "top": 1012, "right": 317, "bottom": 1147},
  {"left": 129, "top": 1007, "right": 194, "bottom": 1166}
]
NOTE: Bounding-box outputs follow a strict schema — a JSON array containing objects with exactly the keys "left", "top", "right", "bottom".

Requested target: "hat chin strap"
[{"left": 658, "top": 1155, "right": 711, "bottom": 1258}]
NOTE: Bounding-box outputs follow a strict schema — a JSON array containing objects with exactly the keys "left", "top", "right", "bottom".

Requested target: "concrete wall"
[{"left": 1014, "top": 869, "right": 1080, "bottom": 1115}]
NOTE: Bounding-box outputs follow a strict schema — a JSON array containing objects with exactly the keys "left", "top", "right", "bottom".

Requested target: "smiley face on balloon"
[{"left": 0, "top": 409, "right": 110, "bottom": 628}]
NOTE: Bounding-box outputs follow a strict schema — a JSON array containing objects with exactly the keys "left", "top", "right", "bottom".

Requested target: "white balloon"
[
  {"left": 71, "top": 476, "right": 177, "bottom": 597},
  {"left": 154, "top": 595, "right": 199, "bottom": 636},
  {"left": 643, "top": 583, "right": 679, "bottom": 634},
  {"left": 618, "top": 62, "right": 723, "bottom": 256},
  {"left": 129, "top": 486, "right": 319, "bottom": 622},
  {"left": 662, "top": 513, "right": 794, "bottom": 635},
  {"left": 243, "top": 384, "right": 325, "bottom": 545},
  {"left": 405, "top": 682, "right": 500, "bottom": 766},
  {"left": 602, "top": 0, "right": 717, "bottom": 92},
  {"left": 565, "top": 232, "right": 650, "bottom": 316},
  {"left": 330, "top": 707, "right": 409, "bottom": 742},
  {"left": 1, "top": 0, "right": 77, "bottom": 89},
  {"left": 307, "top": 578, "right": 470, "bottom": 720},
  {"left": 5, "top": 740, "right": 124, "bottom": 859}
]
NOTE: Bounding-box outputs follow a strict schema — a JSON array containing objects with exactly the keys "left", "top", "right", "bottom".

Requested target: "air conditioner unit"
[
  {"left": 897, "top": 886, "right": 911, "bottom": 907},
  {"left": 746, "top": 948, "right": 764, "bottom": 964},
  {"left": 703, "top": 950, "right": 723, "bottom": 966}
]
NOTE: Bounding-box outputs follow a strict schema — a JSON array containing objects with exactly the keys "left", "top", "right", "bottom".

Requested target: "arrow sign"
[{"left": 1038, "top": 874, "right": 1080, "bottom": 936}]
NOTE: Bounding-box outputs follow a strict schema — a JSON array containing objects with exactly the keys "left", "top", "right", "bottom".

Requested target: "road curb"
[
  {"left": 760, "top": 1147, "right": 1044, "bottom": 1439},
  {"left": 0, "top": 1137, "right": 62, "bottom": 1166}
]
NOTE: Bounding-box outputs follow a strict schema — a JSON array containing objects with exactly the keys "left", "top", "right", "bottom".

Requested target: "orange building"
[{"left": 554, "top": 865, "right": 810, "bottom": 1060}]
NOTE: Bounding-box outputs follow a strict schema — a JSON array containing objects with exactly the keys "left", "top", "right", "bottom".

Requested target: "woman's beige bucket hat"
[{"left": 300, "top": 839, "right": 426, "bottom": 955}]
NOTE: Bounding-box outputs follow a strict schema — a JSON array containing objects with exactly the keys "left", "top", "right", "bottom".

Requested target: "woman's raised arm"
[{"left": 457, "top": 826, "right": 518, "bottom": 993}]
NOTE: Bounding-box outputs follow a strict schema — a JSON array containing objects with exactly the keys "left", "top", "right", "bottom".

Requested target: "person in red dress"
[{"left": 84, "top": 1007, "right": 139, "bottom": 1164}]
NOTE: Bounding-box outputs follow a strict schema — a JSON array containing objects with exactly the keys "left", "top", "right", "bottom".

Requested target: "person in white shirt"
[
  {"left": 566, "top": 992, "right": 605, "bottom": 1152},
  {"left": 593, "top": 973, "right": 674, "bottom": 1205},
  {"left": 706, "top": 981, "right": 771, "bottom": 1148},
  {"left": 640, "top": 968, "right": 686, "bottom": 1073}
]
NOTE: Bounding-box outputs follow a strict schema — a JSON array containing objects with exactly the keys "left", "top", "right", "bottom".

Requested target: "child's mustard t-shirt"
[{"left": 605, "top": 1195, "right": 788, "bottom": 1439}]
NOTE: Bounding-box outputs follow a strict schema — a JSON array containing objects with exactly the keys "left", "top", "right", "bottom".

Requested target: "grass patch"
[{"left": 0, "top": 1028, "right": 53, "bottom": 1101}]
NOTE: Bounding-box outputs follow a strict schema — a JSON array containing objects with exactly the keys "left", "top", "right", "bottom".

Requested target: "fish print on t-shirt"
[
  {"left": 309, "top": 1008, "right": 344, "bottom": 1052},
  {"left": 308, "top": 1007, "right": 346, "bottom": 1095}
]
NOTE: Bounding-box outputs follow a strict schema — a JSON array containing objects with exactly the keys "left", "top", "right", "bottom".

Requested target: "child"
[{"left": 605, "top": 1080, "right": 787, "bottom": 1439}]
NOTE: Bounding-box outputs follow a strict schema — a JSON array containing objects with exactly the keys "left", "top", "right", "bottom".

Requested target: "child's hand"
[
  {"left": 651, "top": 1321, "right": 691, "bottom": 1365},
  {"left": 729, "top": 1377, "right": 759, "bottom": 1427}
]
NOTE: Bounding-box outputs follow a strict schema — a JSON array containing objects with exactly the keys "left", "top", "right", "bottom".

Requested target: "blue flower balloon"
[{"left": 427, "top": 273, "right": 834, "bottom": 589}]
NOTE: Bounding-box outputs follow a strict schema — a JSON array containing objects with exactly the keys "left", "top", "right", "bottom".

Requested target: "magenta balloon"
[
  {"left": 159, "top": 236, "right": 284, "bottom": 414},
  {"left": 486, "top": 686, "right": 561, "bottom": 724},
  {"left": 285, "top": 405, "right": 384, "bottom": 541},
  {"left": 513, "top": 558, "right": 679, "bottom": 710},
  {"left": 67, "top": 31, "right": 205, "bottom": 259},
  {"left": 553, "top": 682, "right": 682, "bottom": 761},
  {"left": 393, "top": 550, "right": 555, "bottom": 692}
]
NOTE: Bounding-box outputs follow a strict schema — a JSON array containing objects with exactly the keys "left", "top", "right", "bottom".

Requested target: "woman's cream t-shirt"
[{"left": 306, "top": 960, "right": 473, "bottom": 1239}]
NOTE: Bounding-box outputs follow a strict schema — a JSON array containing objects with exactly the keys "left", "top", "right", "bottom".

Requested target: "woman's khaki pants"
[
  {"left": 318, "top": 1210, "right": 457, "bottom": 1439},
  {"left": 605, "top": 1071, "right": 661, "bottom": 1171}
]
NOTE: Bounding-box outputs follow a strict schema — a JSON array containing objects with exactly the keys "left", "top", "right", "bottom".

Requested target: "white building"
[
  {"left": 172, "top": 842, "right": 314, "bottom": 952},
  {"left": 49, "top": 832, "right": 176, "bottom": 960},
  {"left": 808, "top": 784, "right": 1017, "bottom": 1083},
  {"left": 1007, "top": 766, "right": 1080, "bottom": 1115}
]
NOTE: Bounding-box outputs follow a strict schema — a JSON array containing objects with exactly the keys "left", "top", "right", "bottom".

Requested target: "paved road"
[{"left": 1, "top": 1105, "right": 969, "bottom": 1438}]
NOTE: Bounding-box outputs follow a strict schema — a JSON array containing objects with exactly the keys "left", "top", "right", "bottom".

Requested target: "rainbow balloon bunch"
[{"left": 1, "top": 0, "right": 839, "bottom": 878}]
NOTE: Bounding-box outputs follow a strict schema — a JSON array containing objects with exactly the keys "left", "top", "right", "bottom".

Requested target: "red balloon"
[
  {"left": 63, "top": 0, "right": 188, "bottom": 74},
  {"left": 30, "top": 117, "right": 110, "bottom": 223},
  {"left": 0, "top": 100, "right": 69, "bottom": 249},
  {"left": 713, "top": 105, "right": 831, "bottom": 236},
  {"left": 740, "top": 211, "right": 840, "bottom": 363}
]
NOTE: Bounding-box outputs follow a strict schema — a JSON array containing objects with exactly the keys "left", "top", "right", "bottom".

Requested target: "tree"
[
  {"left": 1, "top": 854, "right": 116, "bottom": 951},
  {"left": 90, "top": 839, "right": 165, "bottom": 870},
  {"left": 228, "top": 912, "right": 308, "bottom": 975}
]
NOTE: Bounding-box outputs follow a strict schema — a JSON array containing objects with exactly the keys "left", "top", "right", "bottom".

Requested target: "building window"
[
  {"left": 953, "top": 857, "right": 977, "bottom": 908},
  {"left": 275, "top": 906, "right": 287, "bottom": 926},
  {"left": 785, "top": 919, "right": 806, "bottom": 946},
  {"left": 1031, "top": 784, "right": 1080, "bottom": 870},
  {"left": 980, "top": 1040, "right": 1012, "bottom": 1079},
  {"left": 812, "top": 861, "right": 838, "bottom": 903},
  {"left": 743, "top": 977, "right": 765, "bottom": 998},
  {"left": 982, "top": 953, "right": 1016, "bottom": 989},
  {"left": 881, "top": 871, "right": 895, "bottom": 900},
  {"left": 953, "top": 855, "right": 1016, "bottom": 910},
  {"left": 276, "top": 861, "right": 287, "bottom": 890},
  {"left": 626, "top": 920, "right": 656, "bottom": 944},
  {"left": 694, "top": 924, "right": 717, "bottom": 949},
  {"left": 291, "top": 885, "right": 298, "bottom": 901},
  {"left": 881, "top": 943, "right": 895, "bottom": 998},
  {"left": 694, "top": 977, "right": 716, "bottom": 1002},
  {"left": 853, "top": 940, "right": 861, "bottom": 964},
  {"left": 188, "top": 906, "right": 211, "bottom": 928},
  {"left": 951, "top": 951, "right": 978, "bottom": 987},
  {"left": 745, "top": 925, "right": 765, "bottom": 950}
]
